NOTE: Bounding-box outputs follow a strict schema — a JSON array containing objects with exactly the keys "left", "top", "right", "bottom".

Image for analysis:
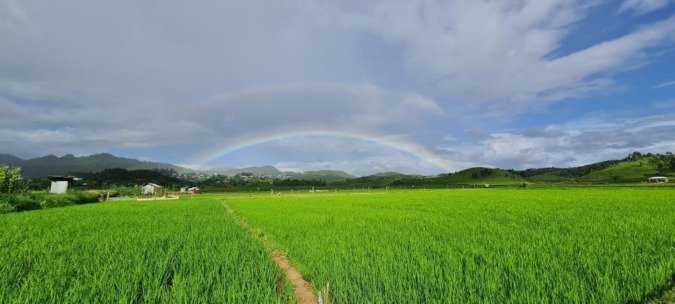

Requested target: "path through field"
[{"left": 221, "top": 201, "right": 319, "bottom": 304}]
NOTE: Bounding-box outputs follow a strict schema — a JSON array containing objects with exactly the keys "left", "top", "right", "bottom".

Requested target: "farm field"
[
  {"left": 0, "top": 199, "right": 289, "bottom": 303},
  {"left": 0, "top": 189, "right": 674, "bottom": 303},
  {"left": 226, "top": 189, "right": 675, "bottom": 303}
]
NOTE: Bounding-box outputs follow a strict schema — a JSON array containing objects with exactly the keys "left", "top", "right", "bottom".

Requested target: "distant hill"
[
  {"left": 283, "top": 170, "right": 355, "bottom": 183},
  {"left": 3, "top": 151, "right": 673, "bottom": 186},
  {"left": 208, "top": 165, "right": 282, "bottom": 177},
  {"left": 0, "top": 154, "right": 25, "bottom": 165},
  {"left": 577, "top": 156, "right": 673, "bottom": 183},
  {"left": 527, "top": 154, "right": 674, "bottom": 183},
  {"left": 334, "top": 172, "right": 419, "bottom": 188},
  {"left": 0, "top": 153, "right": 188, "bottom": 178},
  {"left": 205, "top": 166, "right": 354, "bottom": 182},
  {"left": 428, "top": 167, "right": 526, "bottom": 186},
  {"left": 75, "top": 168, "right": 186, "bottom": 188},
  {"left": 334, "top": 168, "right": 526, "bottom": 188},
  {"left": 336, "top": 153, "right": 674, "bottom": 187}
]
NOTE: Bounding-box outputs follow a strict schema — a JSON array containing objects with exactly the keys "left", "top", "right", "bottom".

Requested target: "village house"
[
  {"left": 141, "top": 183, "right": 162, "bottom": 195},
  {"left": 48, "top": 175, "right": 80, "bottom": 194}
]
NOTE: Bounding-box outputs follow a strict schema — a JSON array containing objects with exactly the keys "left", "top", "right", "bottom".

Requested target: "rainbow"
[{"left": 189, "top": 129, "right": 459, "bottom": 172}]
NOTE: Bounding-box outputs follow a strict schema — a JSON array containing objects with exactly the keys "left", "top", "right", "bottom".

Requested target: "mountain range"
[
  {"left": 0, "top": 153, "right": 356, "bottom": 182},
  {"left": 0, "top": 152, "right": 673, "bottom": 184},
  {"left": 0, "top": 153, "right": 186, "bottom": 178}
]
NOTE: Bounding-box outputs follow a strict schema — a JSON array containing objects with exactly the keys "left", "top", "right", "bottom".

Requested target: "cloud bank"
[{"left": 1, "top": 0, "right": 674, "bottom": 173}]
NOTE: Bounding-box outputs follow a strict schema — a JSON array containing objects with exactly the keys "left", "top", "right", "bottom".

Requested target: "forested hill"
[{"left": 0, "top": 153, "right": 187, "bottom": 178}]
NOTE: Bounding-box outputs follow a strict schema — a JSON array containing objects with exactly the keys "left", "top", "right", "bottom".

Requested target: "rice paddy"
[
  {"left": 226, "top": 189, "right": 675, "bottom": 303},
  {"left": 0, "top": 199, "right": 289, "bottom": 303},
  {"left": 0, "top": 189, "right": 674, "bottom": 303}
]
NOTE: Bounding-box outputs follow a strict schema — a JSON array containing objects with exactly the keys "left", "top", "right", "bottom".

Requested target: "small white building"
[
  {"left": 180, "top": 186, "right": 201, "bottom": 194},
  {"left": 142, "top": 183, "right": 162, "bottom": 195},
  {"left": 48, "top": 176, "right": 80, "bottom": 194},
  {"left": 648, "top": 176, "right": 669, "bottom": 183}
]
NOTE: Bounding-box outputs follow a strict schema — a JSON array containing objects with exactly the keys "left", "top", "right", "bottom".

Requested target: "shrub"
[
  {"left": 0, "top": 202, "right": 14, "bottom": 213},
  {"left": 0, "top": 191, "right": 101, "bottom": 214},
  {"left": 5, "top": 194, "right": 42, "bottom": 211},
  {"left": 71, "top": 191, "right": 100, "bottom": 205},
  {"left": 108, "top": 186, "right": 138, "bottom": 197},
  {"left": 41, "top": 194, "right": 76, "bottom": 208}
]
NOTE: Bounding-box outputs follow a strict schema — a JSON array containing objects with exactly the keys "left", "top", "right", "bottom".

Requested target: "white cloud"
[
  {"left": 620, "top": 0, "right": 673, "bottom": 15},
  {"left": 654, "top": 80, "right": 675, "bottom": 89},
  {"left": 343, "top": 1, "right": 675, "bottom": 114},
  {"left": 439, "top": 114, "right": 675, "bottom": 169}
]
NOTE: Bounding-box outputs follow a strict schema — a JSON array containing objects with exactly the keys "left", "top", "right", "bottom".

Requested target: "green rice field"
[
  {"left": 1, "top": 189, "right": 674, "bottom": 303},
  {"left": 0, "top": 199, "right": 289, "bottom": 303}
]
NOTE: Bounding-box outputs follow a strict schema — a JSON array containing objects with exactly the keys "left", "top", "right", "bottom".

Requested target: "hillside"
[
  {"left": 527, "top": 170, "right": 575, "bottom": 182},
  {"left": 209, "top": 165, "right": 282, "bottom": 177},
  {"left": 333, "top": 172, "right": 417, "bottom": 188},
  {"left": 74, "top": 168, "right": 186, "bottom": 188},
  {"left": 579, "top": 157, "right": 674, "bottom": 183},
  {"left": 0, "top": 153, "right": 188, "bottom": 178},
  {"left": 528, "top": 154, "right": 674, "bottom": 183},
  {"left": 428, "top": 167, "right": 526, "bottom": 186}
]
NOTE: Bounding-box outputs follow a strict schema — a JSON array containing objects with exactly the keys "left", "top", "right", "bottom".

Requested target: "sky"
[{"left": 1, "top": 0, "right": 675, "bottom": 175}]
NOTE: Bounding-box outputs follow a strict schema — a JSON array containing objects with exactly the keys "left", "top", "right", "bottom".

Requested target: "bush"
[
  {"left": 72, "top": 191, "right": 101, "bottom": 204},
  {"left": 0, "top": 191, "right": 101, "bottom": 214},
  {"left": 0, "top": 202, "right": 14, "bottom": 213},
  {"left": 41, "top": 194, "right": 76, "bottom": 208},
  {"left": 5, "top": 194, "right": 42, "bottom": 211},
  {"left": 108, "top": 186, "right": 138, "bottom": 197}
]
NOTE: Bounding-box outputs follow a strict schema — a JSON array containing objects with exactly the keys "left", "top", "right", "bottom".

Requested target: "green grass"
[
  {"left": 227, "top": 189, "right": 675, "bottom": 303},
  {"left": 0, "top": 198, "right": 288, "bottom": 303}
]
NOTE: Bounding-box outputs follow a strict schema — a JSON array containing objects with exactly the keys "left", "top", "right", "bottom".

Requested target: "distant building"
[
  {"left": 48, "top": 176, "right": 80, "bottom": 194},
  {"left": 180, "top": 186, "right": 201, "bottom": 194},
  {"left": 648, "top": 176, "right": 669, "bottom": 183},
  {"left": 142, "top": 183, "right": 162, "bottom": 195}
]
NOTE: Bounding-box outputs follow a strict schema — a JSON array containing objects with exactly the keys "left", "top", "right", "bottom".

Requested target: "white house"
[
  {"left": 180, "top": 186, "right": 201, "bottom": 194},
  {"left": 142, "top": 183, "right": 162, "bottom": 195},
  {"left": 48, "top": 176, "right": 80, "bottom": 194},
  {"left": 648, "top": 176, "right": 669, "bottom": 183}
]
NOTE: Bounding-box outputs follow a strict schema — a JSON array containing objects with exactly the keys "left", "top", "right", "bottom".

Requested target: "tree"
[
  {"left": 626, "top": 151, "right": 642, "bottom": 160},
  {"left": 0, "top": 165, "right": 24, "bottom": 194},
  {"left": 8, "top": 167, "right": 23, "bottom": 194},
  {"left": 0, "top": 165, "right": 8, "bottom": 193}
]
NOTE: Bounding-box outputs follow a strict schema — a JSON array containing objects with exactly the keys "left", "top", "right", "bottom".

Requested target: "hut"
[
  {"left": 647, "top": 176, "right": 669, "bottom": 183},
  {"left": 180, "top": 186, "right": 201, "bottom": 194},
  {"left": 48, "top": 176, "right": 80, "bottom": 194},
  {"left": 141, "top": 183, "right": 162, "bottom": 195}
]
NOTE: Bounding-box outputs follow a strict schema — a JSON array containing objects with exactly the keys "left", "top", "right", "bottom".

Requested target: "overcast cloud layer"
[{"left": 1, "top": 0, "right": 674, "bottom": 175}]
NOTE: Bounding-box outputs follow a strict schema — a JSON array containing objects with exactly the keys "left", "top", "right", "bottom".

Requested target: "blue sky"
[{"left": 1, "top": 0, "right": 674, "bottom": 175}]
